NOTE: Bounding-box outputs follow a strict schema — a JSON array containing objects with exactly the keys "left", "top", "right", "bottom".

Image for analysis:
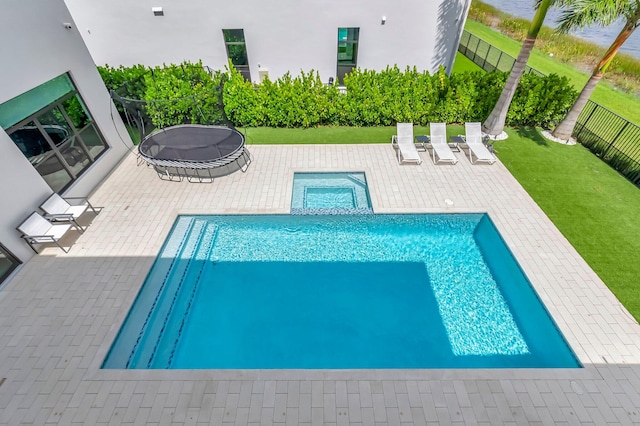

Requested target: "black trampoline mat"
[{"left": 139, "top": 125, "right": 244, "bottom": 162}]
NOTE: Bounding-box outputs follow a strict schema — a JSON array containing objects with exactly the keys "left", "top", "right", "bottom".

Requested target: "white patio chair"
[
  {"left": 17, "top": 212, "right": 82, "bottom": 253},
  {"left": 428, "top": 123, "right": 458, "bottom": 164},
  {"left": 40, "top": 193, "right": 98, "bottom": 231},
  {"left": 391, "top": 123, "right": 422, "bottom": 165},
  {"left": 461, "top": 122, "right": 496, "bottom": 164}
]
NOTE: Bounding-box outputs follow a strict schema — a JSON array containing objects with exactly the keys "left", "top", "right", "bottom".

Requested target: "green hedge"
[
  {"left": 223, "top": 65, "right": 577, "bottom": 128},
  {"left": 98, "top": 64, "right": 148, "bottom": 100},
  {"left": 99, "top": 62, "right": 577, "bottom": 130},
  {"left": 98, "top": 61, "right": 227, "bottom": 129},
  {"left": 143, "top": 61, "right": 226, "bottom": 128}
]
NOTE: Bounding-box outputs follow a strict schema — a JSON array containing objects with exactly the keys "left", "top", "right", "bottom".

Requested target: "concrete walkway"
[{"left": 1, "top": 144, "right": 639, "bottom": 425}]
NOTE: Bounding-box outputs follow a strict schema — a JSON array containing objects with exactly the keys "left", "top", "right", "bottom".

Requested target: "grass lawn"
[
  {"left": 240, "top": 125, "right": 476, "bottom": 144},
  {"left": 495, "top": 128, "right": 640, "bottom": 322},
  {"left": 452, "top": 52, "right": 482, "bottom": 73},
  {"left": 126, "top": 124, "right": 141, "bottom": 145},
  {"left": 464, "top": 20, "right": 640, "bottom": 124},
  {"left": 243, "top": 125, "right": 640, "bottom": 322},
  {"left": 240, "top": 125, "right": 434, "bottom": 144}
]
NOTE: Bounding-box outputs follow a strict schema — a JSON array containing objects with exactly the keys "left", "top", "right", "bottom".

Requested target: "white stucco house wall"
[
  {"left": 0, "top": 0, "right": 471, "bottom": 286},
  {"left": 64, "top": 0, "right": 471, "bottom": 82},
  {"left": 0, "top": 0, "right": 133, "bottom": 277}
]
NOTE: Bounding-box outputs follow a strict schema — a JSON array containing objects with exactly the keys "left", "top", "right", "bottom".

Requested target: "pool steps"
[{"left": 126, "top": 218, "right": 217, "bottom": 368}]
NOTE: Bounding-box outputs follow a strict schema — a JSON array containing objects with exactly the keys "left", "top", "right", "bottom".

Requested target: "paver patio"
[{"left": 1, "top": 144, "right": 639, "bottom": 425}]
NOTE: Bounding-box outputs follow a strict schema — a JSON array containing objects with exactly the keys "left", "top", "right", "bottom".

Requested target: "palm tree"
[
  {"left": 483, "top": 0, "right": 553, "bottom": 137},
  {"left": 552, "top": 0, "right": 640, "bottom": 141}
]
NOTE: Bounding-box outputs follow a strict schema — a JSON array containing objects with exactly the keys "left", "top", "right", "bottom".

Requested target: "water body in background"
[{"left": 480, "top": 0, "right": 640, "bottom": 58}]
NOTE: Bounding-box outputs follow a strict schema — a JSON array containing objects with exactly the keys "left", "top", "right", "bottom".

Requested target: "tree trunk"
[
  {"left": 482, "top": 0, "right": 551, "bottom": 137},
  {"left": 552, "top": 21, "right": 636, "bottom": 141},
  {"left": 551, "top": 73, "right": 603, "bottom": 140},
  {"left": 482, "top": 37, "right": 535, "bottom": 136}
]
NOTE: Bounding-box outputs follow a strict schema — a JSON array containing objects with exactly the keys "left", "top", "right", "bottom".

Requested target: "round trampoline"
[{"left": 138, "top": 125, "right": 251, "bottom": 182}]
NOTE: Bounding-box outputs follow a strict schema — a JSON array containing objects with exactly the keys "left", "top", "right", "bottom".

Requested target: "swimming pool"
[{"left": 103, "top": 214, "right": 579, "bottom": 369}]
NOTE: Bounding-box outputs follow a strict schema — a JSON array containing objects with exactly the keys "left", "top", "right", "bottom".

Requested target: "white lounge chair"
[
  {"left": 461, "top": 122, "right": 496, "bottom": 164},
  {"left": 391, "top": 123, "right": 422, "bottom": 165},
  {"left": 17, "top": 212, "right": 82, "bottom": 253},
  {"left": 428, "top": 123, "right": 458, "bottom": 164},
  {"left": 40, "top": 193, "right": 97, "bottom": 231}
]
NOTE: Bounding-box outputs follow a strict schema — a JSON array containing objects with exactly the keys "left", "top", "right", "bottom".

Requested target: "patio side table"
[
  {"left": 448, "top": 135, "right": 464, "bottom": 152},
  {"left": 415, "top": 135, "right": 429, "bottom": 151}
]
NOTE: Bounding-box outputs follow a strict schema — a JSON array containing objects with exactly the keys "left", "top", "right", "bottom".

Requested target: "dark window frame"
[
  {"left": 222, "top": 29, "right": 251, "bottom": 82},
  {"left": 337, "top": 27, "right": 360, "bottom": 85},
  {"left": 0, "top": 244, "right": 21, "bottom": 286},
  {"left": 5, "top": 77, "right": 109, "bottom": 193}
]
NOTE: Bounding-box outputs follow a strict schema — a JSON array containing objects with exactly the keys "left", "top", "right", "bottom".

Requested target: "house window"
[
  {"left": 223, "top": 29, "right": 251, "bottom": 81},
  {"left": 1, "top": 74, "right": 108, "bottom": 193},
  {"left": 0, "top": 244, "right": 20, "bottom": 286},
  {"left": 337, "top": 27, "right": 360, "bottom": 84}
]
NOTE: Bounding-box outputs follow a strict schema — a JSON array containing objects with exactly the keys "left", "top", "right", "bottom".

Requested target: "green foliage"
[
  {"left": 143, "top": 61, "right": 225, "bottom": 128},
  {"left": 509, "top": 73, "right": 577, "bottom": 127},
  {"left": 261, "top": 70, "right": 333, "bottom": 128},
  {"left": 222, "top": 65, "right": 265, "bottom": 127},
  {"left": 223, "top": 64, "right": 574, "bottom": 128},
  {"left": 437, "top": 70, "right": 484, "bottom": 123},
  {"left": 468, "top": 0, "right": 640, "bottom": 95},
  {"left": 342, "top": 66, "right": 440, "bottom": 126},
  {"left": 223, "top": 66, "right": 342, "bottom": 128},
  {"left": 99, "top": 60, "right": 576, "bottom": 130},
  {"left": 62, "top": 96, "right": 91, "bottom": 129},
  {"left": 97, "top": 64, "right": 148, "bottom": 99},
  {"left": 98, "top": 61, "right": 227, "bottom": 129},
  {"left": 467, "top": 0, "right": 503, "bottom": 26}
]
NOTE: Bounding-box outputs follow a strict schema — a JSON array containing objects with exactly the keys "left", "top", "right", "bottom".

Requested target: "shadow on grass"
[{"left": 514, "top": 127, "right": 549, "bottom": 146}]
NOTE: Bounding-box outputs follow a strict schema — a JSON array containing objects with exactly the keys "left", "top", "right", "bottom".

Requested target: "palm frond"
[{"left": 553, "top": 0, "right": 637, "bottom": 33}]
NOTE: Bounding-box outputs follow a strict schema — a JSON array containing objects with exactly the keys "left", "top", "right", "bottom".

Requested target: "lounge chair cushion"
[
  {"left": 18, "top": 212, "right": 72, "bottom": 242},
  {"left": 41, "top": 193, "right": 91, "bottom": 219}
]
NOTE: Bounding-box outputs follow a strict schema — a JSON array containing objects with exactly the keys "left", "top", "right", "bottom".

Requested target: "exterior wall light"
[
  {"left": 381, "top": 16, "right": 386, "bottom": 25},
  {"left": 152, "top": 7, "right": 164, "bottom": 16}
]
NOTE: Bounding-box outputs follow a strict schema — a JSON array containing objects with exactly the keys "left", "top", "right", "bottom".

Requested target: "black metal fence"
[
  {"left": 458, "top": 30, "right": 640, "bottom": 186},
  {"left": 573, "top": 102, "right": 640, "bottom": 184},
  {"left": 458, "top": 31, "right": 543, "bottom": 76}
]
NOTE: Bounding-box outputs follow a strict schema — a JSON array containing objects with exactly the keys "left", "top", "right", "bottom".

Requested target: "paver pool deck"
[{"left": 1, "top": 144, "right": 640, "bottom": 425}]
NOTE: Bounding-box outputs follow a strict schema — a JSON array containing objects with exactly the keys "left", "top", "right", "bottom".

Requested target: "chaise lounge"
[
  {"left": 461, "top": 122, "right": 496, "bottom": 164},
  {"left": 428, "top": 123, "right": 458, "bottom": 165},
  {"left": 40, "top": 193, "right": 98, "bottom": 232},
  {"left": 391, "top": 123, "right": 422, "bottom": 165},
  {"left": 17, "top": 211, "right": 83, "bottom": 253}
]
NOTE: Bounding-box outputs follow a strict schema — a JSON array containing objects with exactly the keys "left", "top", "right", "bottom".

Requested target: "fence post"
[
  {"left": 472, "top": 35, "right": 480, "bottom": 62},
  {"left": 602, "top": 121, "right": 630, "bottom": 159},
  {"left": 481, "top": 43, "right": 488, "bottom": 70},
  {"left": 575, "top": 101, "right": 598, "bottom": 140}
]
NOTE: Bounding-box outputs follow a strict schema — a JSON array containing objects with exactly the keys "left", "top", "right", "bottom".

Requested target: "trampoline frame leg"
[
  {"left": 186, "top": 168, "right": 215, "bottom": 183},
  {"left": 155, "top": 166, "right": 184, "bottom": 182}
]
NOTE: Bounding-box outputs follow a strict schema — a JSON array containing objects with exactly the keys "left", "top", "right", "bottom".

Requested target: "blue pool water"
[
  {"left": 103, "top": 214, "right": 580, "bottom": 369},
  {"left": 291, "top": 172, "right": 373, "bottom": 214}
]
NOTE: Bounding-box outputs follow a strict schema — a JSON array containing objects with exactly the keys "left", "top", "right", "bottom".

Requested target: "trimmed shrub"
[
  {"left": 222, "top": 65, "right": 265, "bottom": 127},
  {"left": 509, "top": 73, "right": 577, "bottom": 128},
  {"left": 98, "top": 64, "right": 148, "bottom": 99},
  {"left": 144, "top": 61, "right": 226, "bottom": 128},
  {"left": 101, "top": 62, "right": 577, "bottom": 130}
]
